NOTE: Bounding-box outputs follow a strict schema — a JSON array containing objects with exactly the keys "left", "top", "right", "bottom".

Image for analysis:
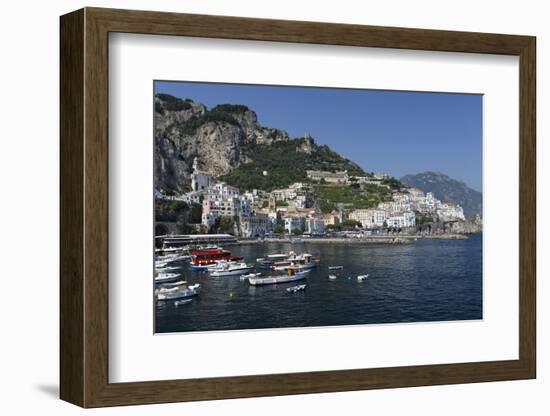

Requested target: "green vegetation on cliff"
[
  {"left": 220, "top": 138, "right": 365, "bottom": 191},
  {"left": 314, "top": 184, "right": 393, "bottom": 213}
]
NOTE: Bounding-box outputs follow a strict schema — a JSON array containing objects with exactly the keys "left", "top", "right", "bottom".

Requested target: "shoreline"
[{"left": 237, "top": 233, "right": 475, "bottom": 245}]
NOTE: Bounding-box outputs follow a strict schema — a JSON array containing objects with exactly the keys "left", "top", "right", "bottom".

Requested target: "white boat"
[
  {"left": 155, "top": 261, "right": 169, "bottom": 268},
  {"left": 240, "top": 272, "right": 261, "bottom": 281},
  {"left": 329, "top": 275, "right": 338, "bottom": 280},
  {"left": 155, "top": 247, "right": 185, "bottom": 254},
  {"left": 206, "top": 259, "right": 238, "bottom": 272},
  {"left": 357, "top": 274, "right": 369, "bottom": 281},
  {"left": 272, "top": 253, "right": 320, "bottom": 271},
  {"left": 266, "top": 253, "right": 290, "bottom": 260},
  {"left": 157, "top": 283, "right": 201, "bottom": 301},
  {"left": 156, "top": 265, "right": 180, "bottom": 272},
  {"left": 286, "top": 284, "right": 306, "bottom": 293},
  {"left": 154, "top": 272, "right": 181, "bottom": 284},
  {"left": 210, "top": 263, "right": 253, "bottom": 277},
  {"left": 157, "top": 280, "right": 187, "bottom": 288},
  {"left": 174, "top": 299, "right": 193, "bottom": 306},
  {"left": 328, "top": 265, "right": 343, "bottom": 270},
  {"left": 168, "top": 254, "right": 190, "bottom": 262},
  {"left": 248, "top": 270, "right": 310, "bottom": 286}
]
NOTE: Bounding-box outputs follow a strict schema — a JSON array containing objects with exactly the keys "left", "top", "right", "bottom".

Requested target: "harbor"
[{"left": 155, "top": 234, "right": 482, "bottom": 333}]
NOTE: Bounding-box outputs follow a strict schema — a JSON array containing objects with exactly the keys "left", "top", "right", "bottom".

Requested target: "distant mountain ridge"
[{"left": 400, "top": 171, "right": 482, "bottom": 219}]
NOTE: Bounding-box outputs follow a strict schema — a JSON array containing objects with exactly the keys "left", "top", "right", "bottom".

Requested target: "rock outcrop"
[{"left": 154, "top": 94, "right": 289, "bottom": 193}]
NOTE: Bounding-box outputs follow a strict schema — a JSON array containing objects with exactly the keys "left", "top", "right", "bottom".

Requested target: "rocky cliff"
[
  {"left": 154, "top": 94, "right": 290, "bottom": 193},
  {"left": 154, "top": 94, "right": 364, "bottom": 193}
]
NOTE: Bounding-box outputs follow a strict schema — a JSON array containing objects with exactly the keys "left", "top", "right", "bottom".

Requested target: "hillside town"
[{"left": 155, "top": 157, "right": 466, "bottom": 238}]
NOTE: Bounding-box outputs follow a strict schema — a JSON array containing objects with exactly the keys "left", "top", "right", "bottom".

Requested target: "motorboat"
[
  {"left": 206, "top": 259, "right": 238, "bottom": 272},
  {"left": 248, "top": 269, "right": 310, "bottom": 286},
  {"left": 157, "top": 280, "right": 187, "bottom": 288},
  {"left": 156, "top": 265, "right": 180, "bottom": 272},
  {"left": 189, "top": 248, "right": 242, "bottom": 270},
  {"left": 328, "top": 265, "right": 343, "bottom": 270},
  {"left": 357, "top": 274, "right": 369, "bottom": 281},
  {"left": 240, "top": 272, "right": 261, "bottom": 281},
  {"left": 329, "top": 275, "right": 337, "bottom": 280},
  {"left": 174, "top": 299, "right": 193, "bottom": 306},
  {"left": 157, "top": 283, "right": 201, "bottom": 301},
  {"left": 271, "top": 253, "right": 320, "bottom": 271},
  {"left": 154, "top": 272, "right": 181, "bottom": 284},
  {"left": 209, "top": 263, "right": 253, "bottom": 277}
]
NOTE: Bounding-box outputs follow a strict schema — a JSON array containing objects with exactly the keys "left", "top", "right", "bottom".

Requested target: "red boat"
[{"left": 189, "top": 248, "right": 242, "bottom": 270}]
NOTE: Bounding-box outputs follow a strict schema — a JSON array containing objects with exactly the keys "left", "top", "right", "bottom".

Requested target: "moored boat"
[
  {"left": 157, "top": 283, "right": 201, "bottom": 301},
  {"left": 189, "top": 248, "right": 242, "bottom": 270},
  {"left": 328, "top": 265, "right": 343, "bottom": 270},
  {"left": 240, "top": 272, "right": 261, "bottom": 281},
  {"left": 271, "top": 252, "right": 320, "bottom": 271},
  {"left": 157, "top": 280, "right": 187, "bottom": 288},
  {"left": 154, "top": 272, "right": 181, "bottom": 284},
  {"left": 156, "top": 265, "right": 181, "bottom": 272},
  {"left": 357, "top": 274, "right": 369, "bottom": 281},
  {"left": 174, "top": 299, "right": 193, "bottom": 306},
  {"left": 329, "top": 274, "right": 337, "bottom": 280},
  {"left": 209, "top": 263, "right": 254, "bottom": 277},
  {"left": 248, "top": 269, "right": 310, "bottom": 286}
]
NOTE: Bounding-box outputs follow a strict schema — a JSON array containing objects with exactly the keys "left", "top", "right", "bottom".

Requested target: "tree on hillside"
[{"left": 273, "top": 225, "right": 285, "bottom": 234}]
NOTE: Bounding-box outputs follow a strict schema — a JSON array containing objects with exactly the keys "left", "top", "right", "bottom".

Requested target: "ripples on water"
[{"left": 155, "top": 234, "right": 482, "bottom": 333}]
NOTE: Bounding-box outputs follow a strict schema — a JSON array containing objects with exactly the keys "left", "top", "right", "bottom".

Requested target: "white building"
[
  {"left": 407, "top": 187, "right": 425, "bottom": 199},
  {"left": 239, "top": 213, "right": 271, "bottom": 238},
  {"left": 386, "top": 211, "right": 416, "bottom": 228},
  {"left": 239, "top": 195, "right": 254, "bottom": 216},
  {"left": 306, "top": 170, "right": 349, "bottom": 184},
  {"left": 191, "top": 157, "right": 216, "bottom": 192},
  {"left": 284, "top": 216, "right": 305, "bottom": 234},
  {"left": 181, "top": 190, "right": 203, "bottom": 205},
  {"left": 305, "top": 218, "right": 326, "bottom": 235},
  {"left": 201, "top": 212, "right": 219, "bottom": 229},
  {"left": 437, "top": 203, "right": 465, "bottom": 221},
  {"left": 349, "top": 209, "right": 387, "bottom": 229}
]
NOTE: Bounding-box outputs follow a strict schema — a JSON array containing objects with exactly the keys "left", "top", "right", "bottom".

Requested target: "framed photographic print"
[{"left": 60, "top": 7, "right": 536, "bottom": 408}]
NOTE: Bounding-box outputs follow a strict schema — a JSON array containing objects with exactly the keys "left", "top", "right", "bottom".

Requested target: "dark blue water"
[{"left": 155, "top": 234, "right": 482, "bottom": 333}]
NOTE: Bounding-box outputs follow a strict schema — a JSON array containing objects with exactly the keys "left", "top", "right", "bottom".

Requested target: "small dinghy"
[
  {"left": 286, "top": 284, "right": 306, "bottom": 293},
  {"left": 328, "top": 266, "right": 343, "bottom": 271},
  {"left": 174, "top": 299, "right": 193, "bottom": 306},
  {"left": 357, "top": 274, "right": 369, "bottom": 281},
  {"left": 329, "top": 275, "right": 338, "bottom": 280}
]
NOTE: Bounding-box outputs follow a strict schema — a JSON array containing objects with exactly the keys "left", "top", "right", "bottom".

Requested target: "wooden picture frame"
[{"left": 60, "top": 7, "right": 536, "bottom": 408}]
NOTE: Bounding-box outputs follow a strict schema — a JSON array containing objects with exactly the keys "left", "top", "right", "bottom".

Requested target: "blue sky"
[{"left": 155, "top": 81, "right": 483, "bottom": 192}]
